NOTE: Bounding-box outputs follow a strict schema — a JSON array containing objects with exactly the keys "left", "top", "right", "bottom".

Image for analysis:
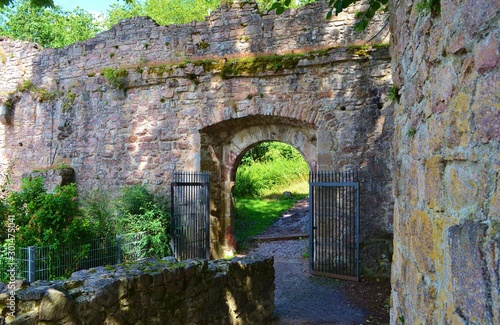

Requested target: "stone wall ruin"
[
  {"left": 0, "top": 256, "right": 274, "bottom": 324},
  {"left": 0, "top": 0, "right": 393, "bottom": 272},
  {"left": 390, "top": 0, "right": 499, "bottom": 323}
]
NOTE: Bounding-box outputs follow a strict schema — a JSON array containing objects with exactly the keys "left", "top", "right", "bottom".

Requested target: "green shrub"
[
  {"left": 4, "top": 177, "right": 92, "bottom": 248},
  {"left": 80, "top": 188, "right": 116, "bottom": 239},
  {"left": 116, "top": 185, "right": 171, "bottom": 258}
]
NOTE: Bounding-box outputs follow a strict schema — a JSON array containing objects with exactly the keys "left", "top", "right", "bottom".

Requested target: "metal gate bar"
[
  {"left": 171, "top": 171, "right": 210, "bottom": 260},
  {"left": 309, "top": 170, "right": 359, "bottom": 281}
]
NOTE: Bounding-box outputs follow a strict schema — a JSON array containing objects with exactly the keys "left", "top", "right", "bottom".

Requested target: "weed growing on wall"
[
  {"left": 388, "top": 85, "right": 400, "bottom": 102},
  {"left": 415, "top": 0, "right": 440, "bottom": 16},
  {"left": 101, "top": 67, "right": 129, "bottom": 89}
]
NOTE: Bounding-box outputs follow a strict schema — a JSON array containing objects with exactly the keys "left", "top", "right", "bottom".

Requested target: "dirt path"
[{"left": 246, "top": 199, "right": 390, "bottom": 325}]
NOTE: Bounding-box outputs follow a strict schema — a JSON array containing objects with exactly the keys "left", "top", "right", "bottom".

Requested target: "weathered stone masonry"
[
  {"left": 0, "top": 1, "right": 393, "bottom": 270},
  {"left": 390, "top": 0, "right": 499, "bottom": 324},
  {"left": 0, "top": 256, "right": 275, "bottom": 324}
]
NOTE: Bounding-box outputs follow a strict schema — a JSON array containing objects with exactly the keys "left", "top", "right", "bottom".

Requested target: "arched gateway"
[{"left": 0, "top": 1, "right": 393, "bottom": 275}]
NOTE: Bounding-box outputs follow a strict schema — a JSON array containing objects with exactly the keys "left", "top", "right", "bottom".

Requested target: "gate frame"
[
  {"left": 309, "top": 170, "right": 360, "bottom": 281},
  {"left": 170, "top": 171, "right": 210, "bottom": 260}
]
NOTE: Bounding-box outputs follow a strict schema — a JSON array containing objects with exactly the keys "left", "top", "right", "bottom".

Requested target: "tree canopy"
[
  {"left": 0, "top": 0, "right": 132, "bottom": 7},
  {"left": 103, "top": 0, "right": 222, "bottom": 29},
  {"left": 0, "top": 0, "right": 101, "bottom": 47}
]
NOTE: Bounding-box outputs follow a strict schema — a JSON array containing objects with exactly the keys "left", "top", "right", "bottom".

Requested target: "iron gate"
[
  {"left": 170, "top": 171, "right": 210, "bottom": 260},
  {"left": 309, "top": 170, "right": 360, "bottom": 281}
]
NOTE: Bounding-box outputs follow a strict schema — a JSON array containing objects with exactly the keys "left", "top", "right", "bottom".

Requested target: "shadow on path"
[{"left": 246, "top": 199, "right": 390, "bottom": 325}]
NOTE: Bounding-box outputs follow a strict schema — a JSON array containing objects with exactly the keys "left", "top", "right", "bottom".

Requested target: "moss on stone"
[
  {"left": 62, "top": 91, "right": 76, "bottom": 112},
  {"left": 113, "top": 43, "right": 388, "bottom": 84},
  {"left": 0, "top": 47, "right": 6, "bottom": 64},
  {"left": 101, "top": 67, "right": 129, "bottom": 89},
  {"left": 196, "top": 41, "right": 210, "bottom": 50},
  {"left": 220, "top": 54, "right": 304, "bottom": 78},
  {"left": 31, "top": 163, "right": 72, "bottom": 173}
]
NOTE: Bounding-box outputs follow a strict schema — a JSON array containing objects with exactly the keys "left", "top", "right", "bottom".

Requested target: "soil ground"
[{"left": 244, "top": 198, "right": 391, "bottom": 324}]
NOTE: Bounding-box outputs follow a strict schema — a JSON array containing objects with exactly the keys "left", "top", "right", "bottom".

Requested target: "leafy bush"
[
  {"left": 80, "top": 188, "right": 116, "bottom": 239},
  {"left": 3, "top": 177, "right": 93, "bottom": 248},
  {"left": 115, "top": 185, "right": 171, "bottom": 258}
]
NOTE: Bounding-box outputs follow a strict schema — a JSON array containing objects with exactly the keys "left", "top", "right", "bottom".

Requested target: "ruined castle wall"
[
  {"left": 0, "top": 1, "right": 393, "bottom": 265},
  {"left": 0, "top": 256, "right": 274, "bottom": 324},
  {"left": 390, "top": 0, "right": 499, "bottom": 323}
]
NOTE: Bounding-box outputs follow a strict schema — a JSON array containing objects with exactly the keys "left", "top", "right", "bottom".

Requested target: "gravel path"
[{"left": 246, "top": 199, "right": 372, "bottom": 325}]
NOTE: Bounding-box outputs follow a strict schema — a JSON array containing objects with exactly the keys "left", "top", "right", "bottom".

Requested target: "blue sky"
[{"left": 55, "top": 0, "right": 123, "bottom": 13}]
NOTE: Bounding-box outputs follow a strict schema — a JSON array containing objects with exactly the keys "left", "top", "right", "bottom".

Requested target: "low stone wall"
[{"left": 0, "top": 256, "right": 274, "bottom": 324}]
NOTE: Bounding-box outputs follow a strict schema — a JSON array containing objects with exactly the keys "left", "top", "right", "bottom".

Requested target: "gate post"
[{"left": 27, "top": 246, "right": 36, "bottom": 283}]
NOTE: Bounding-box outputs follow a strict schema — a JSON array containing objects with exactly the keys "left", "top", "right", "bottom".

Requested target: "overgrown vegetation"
[
  {"left": 234, "top": 142, "right": 309, "bottom": 197},
  {"left": 0, "top": 177, "right": 171, "bottom": 281},
  {"left": 0, "top": 0, "right": 101, "bottom": 48},
  {"left": 1, "top": 0, "right": 386, "bottom": 48},
  {"left": 233, "top": 142, "right": 309, "bottom": 250}
]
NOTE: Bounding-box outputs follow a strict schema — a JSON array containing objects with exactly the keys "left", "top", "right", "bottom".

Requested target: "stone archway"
[{"left": 200, "top": 115, "right": 317, "bottom": 258}]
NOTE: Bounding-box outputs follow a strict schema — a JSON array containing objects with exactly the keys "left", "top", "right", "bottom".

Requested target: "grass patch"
[
  {"left": 233, "top": 142, "right": 310, "bottom": 251},
  {"left": 234, "top": 159, "right": 309, "bottom": 198},
  {"left": 234, "top": 189, "right": 308, "bottom": 251}
]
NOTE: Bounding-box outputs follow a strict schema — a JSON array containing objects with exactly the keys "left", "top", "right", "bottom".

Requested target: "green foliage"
[
  {"left": 3, "top": 177, "right": 93, "bottom": 247},
  {"left": 0, "top": 177, "right": 171, "bottom": 281},
  {"left": 270, "top": 0, "right": 388, "bottom": 30},
  {"left": 388, "top": 85, "right": 400, "bottom": 102},
  {"left": 0, "top": 0, "right": 102, "bottom": 48},
  {"left": 101, "top": 67, "right": 129, "bottom": 89},
  {"left": 415, "top": 0, "right": 440, "bottom": 16},
  {"left": 240, "top": 142, "right": 304, "bottom": 166},
  {"left": 406, "top": 126, "right": 416, "bottom": 138},
  {"left": 234, "top": 143, "right": 308, "bottom": 198},
  {"left": 103, "top": 0, "right": 222, "bottom": 29},
  {"left": 115, "top": 185, "right": 171, "bottom": 258},
  {"left": 16, "top": 79, "right": 57, "bottom": 102},
  {"left": 80, "top": 188, "right": 115, "bottom": 238},
  {"left": 0, "top": 0, "right": 51, "bottom": 7}
]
